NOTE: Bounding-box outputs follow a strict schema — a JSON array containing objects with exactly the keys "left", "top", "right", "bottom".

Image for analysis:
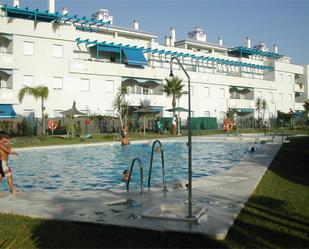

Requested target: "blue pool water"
[{"left": 1, "top": 140, "right": 253, "bottom": 192}]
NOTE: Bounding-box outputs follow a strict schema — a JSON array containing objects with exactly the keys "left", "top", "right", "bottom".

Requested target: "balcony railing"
[
  {"left": 0, "top": 52, "right": 13, "bottom": 69},
  {"left": 228, "top": 99, "right": 255, "bottom": 109}
]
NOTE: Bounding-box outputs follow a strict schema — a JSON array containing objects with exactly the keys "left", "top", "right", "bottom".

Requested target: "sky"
[{"left": 2, "top": 0, "right": 309, "bottom": 65}]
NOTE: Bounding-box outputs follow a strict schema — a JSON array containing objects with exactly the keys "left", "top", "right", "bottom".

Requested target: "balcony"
[
  {"left": 0, "top": 52, "right": 13, "bottom": 69},
  {"left": 228, "top": 99, "right": 255, "bottom": 109},
  {"left": 0, "top": 88, "right": 17, "bottom": 104},
  {"left": 294, "top": 102, "right": 305, "bottom": 111},
  {"left": 127, "top": 94, "right": 164, "bottom": 107}
]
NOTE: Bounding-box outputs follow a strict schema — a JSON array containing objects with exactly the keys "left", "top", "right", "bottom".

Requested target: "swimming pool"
[{"left": 1, "top": 139, "right": 254, "bottom": 192}]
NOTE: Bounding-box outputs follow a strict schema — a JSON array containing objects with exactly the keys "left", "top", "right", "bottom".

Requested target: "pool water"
[{"left": 1, "top": 140, "right": 253, "bottom": 192}]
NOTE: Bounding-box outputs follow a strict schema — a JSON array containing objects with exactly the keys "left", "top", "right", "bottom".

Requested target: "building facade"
[{"left": 0, "top": 0, "right": 308, "bottom": 125}]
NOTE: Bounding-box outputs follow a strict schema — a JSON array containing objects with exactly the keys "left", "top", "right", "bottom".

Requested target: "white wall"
[{"left": 0, "top": 11, "right": 306, "bottom": 119}]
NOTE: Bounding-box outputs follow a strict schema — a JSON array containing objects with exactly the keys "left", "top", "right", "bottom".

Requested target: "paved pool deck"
[{"left": 0, "top": 134, "right": 283, "bottom": 239}]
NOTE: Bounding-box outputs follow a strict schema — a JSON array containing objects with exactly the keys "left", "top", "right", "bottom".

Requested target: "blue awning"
[
  {"left": 150, "top": 106, "right": 163, "bottom": 113},
  {"left": 236, "top": 108, "right": 254, "bottom": 114},
  {"left": 122, "top": 47, "right": 147, "bottom": 66},
  {"left": 0, "top": 104, "right": 17, "bottom": 119},
  {"left": 90, "top": 44, "right": 121, "bottom": 53},
  {"left": 97, "top": 44, "right": 121, "bottom": 53}
]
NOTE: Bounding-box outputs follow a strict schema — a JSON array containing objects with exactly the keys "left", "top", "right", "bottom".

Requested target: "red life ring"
[
  {"left": 223, "top": 118, "right": 234, "bottom": 132},
  {"left": 47, "top": 119, "right": 59, "bottom": 131}
]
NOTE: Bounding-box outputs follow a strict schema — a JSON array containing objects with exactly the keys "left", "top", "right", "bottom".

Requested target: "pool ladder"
[
  {"left": 148, "top": 140, "right": 167, "bottom": 193},
  {"left": 126, "top": 140, "right": 167, "bottom": 193},
  {"left": 126, "top": 158, "right": 144, "bottom": 193}
]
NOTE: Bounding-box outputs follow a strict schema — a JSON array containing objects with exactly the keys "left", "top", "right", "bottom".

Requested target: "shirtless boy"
[{"left": 0, "top": 132, "right": 18, "bottom": 193}]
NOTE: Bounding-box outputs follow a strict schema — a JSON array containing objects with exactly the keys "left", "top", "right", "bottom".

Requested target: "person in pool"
[{"left": 122, "top": 169, "right": 130, "bottom": 181}]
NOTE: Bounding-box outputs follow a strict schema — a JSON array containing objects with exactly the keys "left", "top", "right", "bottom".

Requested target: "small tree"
[
  {"left": 226, "top": 108, "right": 236, "bottom": 120},
  {"left": 261, "top": 99, "right": 268, "bottom": 127},
  {"left": 113, "top": 85, "right": 129, "bottom": 131},
  {"left": 255, "top": 97, "right": 263, "bottom": 128},
  {"left": 303, "top": 99, "right": 309, "bottom": 113},
  {"left": 303, "top": 99, "right": 309, "bottom": 131},
  {"left": 18, "top": 85, "right": 49, "bottom": 135}
]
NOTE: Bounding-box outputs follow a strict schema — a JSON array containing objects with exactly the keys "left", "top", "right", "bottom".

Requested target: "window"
[
  {"left": 190, "top": 86, "right": 194, "bottom": 96},
  {"left": 53, "top": 77, "right": 63, "bottom": 90},
  {"left": 143, "top": 85, "right": 149, "bottom": 95},
  {"left": 219, "top": 88, "right": 225, "bottom": 98},
  {"left": 105, "top": 80, "right": 114, "bottom": 93},
  {"left": 278, "top": 73, "right": 283, "bottom": 82},
  {"left": 53, "top": 110, "right": 63, "bottom": 117},
  {"left": 23, "top": 41, "right": 34, "bottom": 55},
  {"left": 53, "top": 44, "right": 63, "bottom": 58},
  {"left": 130, "top": 85, "right": 135, "bottom": 94},
  {"left": 288, "top": 75, "right": 293, "bottom": 84},
  {"left": 288, "top": 94, "right": 292, "bottom": 103},
  {"left": 204, "top": 111, "right": 210, "bottom": 117},
  {"left": 23, "top": 75, "right": 34, "bottom": 87},
  {"left": 219, "top": 111, "right": 225, "bottom": 124},
  {"left": 80, "top": 79, "right": 90, "bottom": 92},
  {"left": 23, "top": 109, "right": 35, "bottom": 117},
  {"left": 136, "top": 85, "right": 142, "bottom": 94},
  {"left": 204, "top": 87, "right": 210, "bottom": 97}
]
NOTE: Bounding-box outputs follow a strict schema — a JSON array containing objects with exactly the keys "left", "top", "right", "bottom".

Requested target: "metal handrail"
[
  {"left": 126, "top": 158, "right": 144, "bottom": 193},
  {"left": 147, "top": 140, "right": 167, "bottom": 192}
]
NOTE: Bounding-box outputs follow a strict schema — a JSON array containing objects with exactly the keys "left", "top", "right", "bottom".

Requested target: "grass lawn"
[
  {"left": 11, "top": 127, "right": 305, "bottom": 148},
  {"left": 0, "top": 134, "right": 308, "bottom": 248}
]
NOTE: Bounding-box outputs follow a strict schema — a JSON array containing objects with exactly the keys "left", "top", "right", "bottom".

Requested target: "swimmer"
[
  {"left": 250, "top": 147, "right": 255, "bottom": 153},
  {"left": 122, "top": 169, "right": 130, "bottom": 181},
  {"left": 155, "top": 146, "right": 161, "bottom": 153},
  {"left": 143, "top": 140, "right": 153, "bottom": 147}
]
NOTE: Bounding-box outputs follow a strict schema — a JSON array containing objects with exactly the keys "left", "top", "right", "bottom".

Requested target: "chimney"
[
  {"left": 273, "top": 44, "right": 278, "bottom": 53},
  {"left": 94, "top": 9, "right": 113, "bottom": 24},
  {"left": 62, "top": 7, "right": 68, "bottom": 15},
  {"left": 48, "top": 0, "right": 55, "bottom": 13},
  {"left": 12, "top": 0, "right": 19, "bottom": 7},
  {"left": 165, "top": 36, "right": 170, "bottom": 46},
  {"left": 245, "top": 37, "right": 251, "bottom": 48},
  {"left": 133, "top": 20, "right": 139, "bottom": 30},
  {"left": 218, "top": 37, "right": 223, "bottom": 46},
  {"left": 170, "top": 27, "right": 176, "bottom": 46}
]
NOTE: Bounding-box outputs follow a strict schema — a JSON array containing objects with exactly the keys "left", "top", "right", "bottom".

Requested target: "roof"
[
  {"left": 228, "top": 46, "right": 284, "bottom": 59},
  {"left": 1, "top": 5, "right": 157, "bottom": 39},
  {"left": 175, "top": 39, "right": 227, "bottom": 51},
  {"left": 77, "top": 38, "right": 273, "bottom": 70},
  {"left": 103, "top": 24, "right": 157, "bottom": 39}
]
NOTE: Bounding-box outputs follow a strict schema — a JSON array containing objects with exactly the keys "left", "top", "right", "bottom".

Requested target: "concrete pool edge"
[{"left": 0, "top": 135, "right": 283, "bottom": 239}]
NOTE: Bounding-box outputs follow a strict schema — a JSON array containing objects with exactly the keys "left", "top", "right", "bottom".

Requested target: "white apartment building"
[{"left": 0, "top": 0, "right": 308, "bottom": 124}]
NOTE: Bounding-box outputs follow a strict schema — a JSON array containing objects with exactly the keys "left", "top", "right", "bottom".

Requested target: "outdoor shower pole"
[{"left": 170, "top": 56, "right": 193, "bottom": 218}]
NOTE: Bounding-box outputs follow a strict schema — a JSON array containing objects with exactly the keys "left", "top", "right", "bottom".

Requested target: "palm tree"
[
  {"left": 18, "top": 85, "right": 49, "bottom": 135},
  {"left": 135, "top": 99, "right": 153, "bottom": 136},
  {"left": 255, "top": 97, "right": 262, "bottom": 128},
  {"left": 303, "top": 99, "right": 309, "bottom": 113},
  {"left": 113, "top": 85, "right": 129, "bottom": 131},
  {"left": 261, "top": 99, "right": 268, "bottom": 127},
  {"left": 304, "top": 100, "right": 309, "bottom": 131},
  {"left": 163, "top": 76, "right": 186, "bottom": 117}
]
